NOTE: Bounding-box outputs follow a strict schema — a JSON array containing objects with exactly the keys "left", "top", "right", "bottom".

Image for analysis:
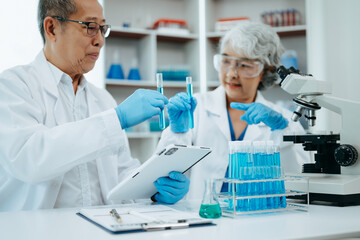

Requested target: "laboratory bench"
[{"left": 1, "top": 200, "right": 360, "bottom": 240}]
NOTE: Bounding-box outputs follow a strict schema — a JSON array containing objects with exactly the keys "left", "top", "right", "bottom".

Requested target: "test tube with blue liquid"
[
  {"left": 156, "top": 73, "right": 166, "bottom": 130},
  {"left": 274, "top": 145, "right": 287, "bottom": 208},
  {"left": 186, "top": 76, "right": 194, "bottom": 129}
]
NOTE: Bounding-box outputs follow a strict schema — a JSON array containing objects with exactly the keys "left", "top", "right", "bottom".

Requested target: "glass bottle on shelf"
[
  {"left": 127, "top": 58, "right": 141, "bottom": 80},
  {"left": 107, "top": 51, "right": 124, "bottom": 80},
  {"left": 199, "top": 179, "right": 222, "bottom": 219}
]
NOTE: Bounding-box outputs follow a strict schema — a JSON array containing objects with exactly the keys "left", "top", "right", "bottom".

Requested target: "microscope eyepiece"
[
  {"left": 277, "top": 65, "right": 302, "bottom": 86},
  {"left": 276, "top": 66, "right": 289, "bottom": 81},
  {"left": 289, "top": 66, "right": 300, "bottom": 74}
]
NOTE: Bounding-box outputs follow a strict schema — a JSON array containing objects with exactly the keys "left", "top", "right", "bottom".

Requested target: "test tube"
[
  {"left": 156, "top": 73, "right": 166, "bottom": 130},
  {"left": 186, "top": 76, "right": 194, "bottom": 129}
]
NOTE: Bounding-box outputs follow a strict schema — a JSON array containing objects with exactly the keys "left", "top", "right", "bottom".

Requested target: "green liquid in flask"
[{"left": 199, "top": 204, "right": 222, "bottom": 219}]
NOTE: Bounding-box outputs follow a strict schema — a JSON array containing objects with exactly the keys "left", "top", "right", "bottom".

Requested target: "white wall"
[
  {"left": 0, "top": 0, "right": 42, "bottom": 72},
  {"left": 0, "top": 0, "right": 105, "bottom": 89},
  {"left": 306, "top": 0, "right": 360, "bottom": 132}
]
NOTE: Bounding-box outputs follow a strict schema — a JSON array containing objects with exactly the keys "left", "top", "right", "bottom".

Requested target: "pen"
[
  {"left": 157, "top": 73, "right": 166, "bottom": 130},
  {"left": 186, "top": 76, "right": 194, "bottom": 129},
  {"left": 110, "top": 208, "right": 122, "bottom": 223}
]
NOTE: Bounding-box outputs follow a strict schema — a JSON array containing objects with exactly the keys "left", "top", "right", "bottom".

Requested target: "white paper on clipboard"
[
  {"left": 77, "top": 203, "right": 214, "bottom": 233},
  {"left": 107, "top": 144, "right": 212, "bottom": 201}
]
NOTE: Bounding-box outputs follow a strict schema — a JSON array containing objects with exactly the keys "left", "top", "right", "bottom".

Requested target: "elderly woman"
[{"left": 155, "top": 22, "right": 310, "bottom": 200}]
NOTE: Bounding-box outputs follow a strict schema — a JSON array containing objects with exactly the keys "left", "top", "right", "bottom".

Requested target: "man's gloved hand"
[
  {"left": 167, "top": 92, "right": 197, "bottom": 133},
  {"left": 115, "top": 89, "right": 168, "bottom": 129},
  {"left": 230, "top": 102, "right": 289, "bottom": 131},
  {"left": 153, "top": 171, "right": 190, "bottom": 204}
]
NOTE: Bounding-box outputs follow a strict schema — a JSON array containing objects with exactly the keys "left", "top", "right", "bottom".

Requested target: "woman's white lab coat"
[
  {"left": 156, "top": 86, "right": 311, "bottom": 200},
  {"left": 0, "top": 52, "right": 140, "bottom": 211}
]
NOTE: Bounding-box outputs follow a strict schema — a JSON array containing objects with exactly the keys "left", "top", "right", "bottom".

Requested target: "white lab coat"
[
  {"left": 156, "top": 86, "right": 311, "bottom": 200},
  {"left": 0, "top": 52, "right": 140, "bottom": 211}
]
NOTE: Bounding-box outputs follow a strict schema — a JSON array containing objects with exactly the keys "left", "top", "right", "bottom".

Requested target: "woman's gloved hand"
[
  {"left": 153, "top": 171, "right": 190, "bottom": 204},
  {"left": 230, "top": 102, "right": 289, "bottom": 131},
  {"left": 115, "top": 89, "right": 168, "bottom": 129},
  {"left": 167, "top": 92, "right": 197, "bottom": 133}
]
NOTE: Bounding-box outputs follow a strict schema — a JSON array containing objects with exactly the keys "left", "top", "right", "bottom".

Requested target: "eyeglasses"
[
  {"left": 52, "top": 16, "right": 111, "bottom": 38},
  {"left": 213, "top": 54, "right": 264, "bottom": 78}
]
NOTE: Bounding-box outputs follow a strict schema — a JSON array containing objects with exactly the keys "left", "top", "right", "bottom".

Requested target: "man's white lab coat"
[
  {"left": 0, "top": 52, "right": 140, "bottom": 211},
  {"left": 156, "top": 86, "right": 311, "bottom": 200}
]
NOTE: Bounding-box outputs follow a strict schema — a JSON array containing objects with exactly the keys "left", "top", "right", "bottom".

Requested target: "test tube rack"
[{"left": 216, "top": 175, "right": 309, "bottom": 217}]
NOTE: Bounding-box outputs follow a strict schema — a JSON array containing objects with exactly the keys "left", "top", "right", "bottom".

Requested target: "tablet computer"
[{"left": 107, "top": 144, "right": 212, "bottom": 201}]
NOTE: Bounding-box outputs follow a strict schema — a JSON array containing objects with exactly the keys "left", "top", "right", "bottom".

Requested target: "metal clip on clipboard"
[{"left": 141, "top": 220, "right": 189, "bottom": 231}]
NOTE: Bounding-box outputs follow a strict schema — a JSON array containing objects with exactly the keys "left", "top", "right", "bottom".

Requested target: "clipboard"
[
  {"left": 107, "top": 144, "right": 212, "bottom": 201},
  {"left": 77, "top": 204, "right": 215, "bottom": 234}
]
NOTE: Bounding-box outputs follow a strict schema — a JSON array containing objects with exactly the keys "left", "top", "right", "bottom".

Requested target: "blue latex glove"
[
  {"left": 153, "top": 171, "right": 190, "bottom": 204},
  {"left": 115, "top": 89, "right": 168, "bottom": 129},
  {"left": 167, "top": 92, "right": 197, "bottom": 133},
  {"left": 230, "top": 102, "right": 289, "bottom": 131}
]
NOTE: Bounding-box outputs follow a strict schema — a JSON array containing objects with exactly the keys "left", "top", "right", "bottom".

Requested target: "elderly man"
[{"left": 0, "top": 0, "right": 189, "bottom": 211}]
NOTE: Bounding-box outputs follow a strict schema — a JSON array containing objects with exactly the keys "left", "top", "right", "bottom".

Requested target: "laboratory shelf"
[
  {"left": 273, "top": 25, "right": 307, "bottom": 37},
  {"left": 125, "top": 132, "right": 161, "bottom": 139},
  {"left": 207, "top": 25, "right": 307, "bottom": 41},
  {"left": 156, "top": 32, "right": 198, "bottom": 43},
  {"left": 109, "top": 26, "right": 198, "bottom": 42},
  {"left": 106, "top": 79, "right": 201, "bottom": 88},
  {"left": 109, "top": 27, "right": 153, "bottom": 39}
]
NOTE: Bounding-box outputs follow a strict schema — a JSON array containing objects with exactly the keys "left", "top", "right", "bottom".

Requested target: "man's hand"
[
  {"left": 167, "top": 92, "right": 197, "bottom": 133},
  {"left": 153, "top": 171, "right": 190, "bottom": 204},
  {"left": 115, "top": 89, "right": 168, "bottom": 129}
]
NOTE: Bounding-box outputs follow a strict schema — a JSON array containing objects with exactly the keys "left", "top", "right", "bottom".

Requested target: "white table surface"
[{"left": 1, "top": 200, "right": 360, "bottom": 240}]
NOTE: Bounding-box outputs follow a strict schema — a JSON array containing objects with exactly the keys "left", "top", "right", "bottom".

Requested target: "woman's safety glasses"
[{"left": 213, "top": 54, "right": 264, "bottom": 78}]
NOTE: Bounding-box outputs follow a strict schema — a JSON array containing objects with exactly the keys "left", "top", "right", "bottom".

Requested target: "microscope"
[{"left": 277, "top": 66, "right": 360, "bottom": 206}]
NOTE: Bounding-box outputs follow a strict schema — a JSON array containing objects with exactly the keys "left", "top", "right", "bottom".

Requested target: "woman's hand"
[{"left": 230, "top": 102, "right": 289, "bottom": 131}]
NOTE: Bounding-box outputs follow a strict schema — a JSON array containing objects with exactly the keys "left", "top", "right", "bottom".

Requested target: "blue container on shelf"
[
  {"left": 127, "top": 68, "right": 141, "bottom": 80},
  {"left": 281, "top": 50, "right": 298, "bottom": 69},
  {"left": 127, "top": 59, "right": 141, "bottom": 80},
  {"left": 158, "top": 65, "right": 190, "bottom": 81},
  {"left": 107, "top": 64, "right": 125, "bottom": 79}
]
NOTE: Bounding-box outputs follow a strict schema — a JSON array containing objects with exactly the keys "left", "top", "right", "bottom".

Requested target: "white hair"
[{"left": 219, "top": 21, "right": 284, "bottom": 90}]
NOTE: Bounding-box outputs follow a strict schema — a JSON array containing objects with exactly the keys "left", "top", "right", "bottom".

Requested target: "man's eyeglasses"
[
  {"left": 52, "top": 16, "right": 111, "bottom": 38},
  {"left": 213, "top": 54, "right": 264, "bottom": 78}
]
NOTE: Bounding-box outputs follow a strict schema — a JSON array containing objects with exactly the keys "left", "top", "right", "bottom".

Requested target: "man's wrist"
[{"left": 115, "top": 107, "right": 127, "bottom": 129}]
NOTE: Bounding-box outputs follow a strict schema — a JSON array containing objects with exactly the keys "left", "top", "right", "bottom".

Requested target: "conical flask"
[{"left": 199, "top": 179, "right": 222, "bottom": 219}]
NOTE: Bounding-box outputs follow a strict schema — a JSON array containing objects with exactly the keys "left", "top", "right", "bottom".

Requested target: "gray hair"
[
  {"left": 38, "top": 0, "right": 77, "bottom": 44},
  {"left": 219, "top": 22, "right": 284, "bottom": 90}
]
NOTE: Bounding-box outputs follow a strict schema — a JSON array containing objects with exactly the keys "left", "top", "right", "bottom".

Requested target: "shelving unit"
[
  {"left": 102, "top": 0, "right": 307, "bottom": 162},
  {"left": 207, "top": 25, "right": 306, "bottom": 41}
]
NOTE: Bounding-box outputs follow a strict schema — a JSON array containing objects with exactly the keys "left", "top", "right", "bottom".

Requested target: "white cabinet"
[{"left": 101, "top": 0, "right": 307, "bottom": 162}]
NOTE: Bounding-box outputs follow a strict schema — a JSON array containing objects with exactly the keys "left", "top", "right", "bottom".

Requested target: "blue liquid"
[
  {"left": 186, "top": 83, "right": 194, "bottom": 129},
  {"left": 107, "top": 64, "right": 124, "bottom": 79},
  {"left": 127, "top": 68, "right": 141, "bottom": 80},
  {"left": 274, "top": 152, "right": 286, "bottom": 208},
  {"left": 228, "top": 147, "right": 287, "bottom": 212},
  {"left": 157, "top": 86, "right": 165, "bottom": 130},
  {"left": 199, "top": 204, "right": 222, "bottom": 219}
]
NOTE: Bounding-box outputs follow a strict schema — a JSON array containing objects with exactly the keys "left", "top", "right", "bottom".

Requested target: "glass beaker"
[{"left": 199, "top": 179, "right": 222, "bottom": 219}]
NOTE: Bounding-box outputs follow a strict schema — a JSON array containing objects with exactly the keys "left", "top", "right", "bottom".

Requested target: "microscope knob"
[{"left": 334, "top": 144, "right": 358, "bottom": 167}]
